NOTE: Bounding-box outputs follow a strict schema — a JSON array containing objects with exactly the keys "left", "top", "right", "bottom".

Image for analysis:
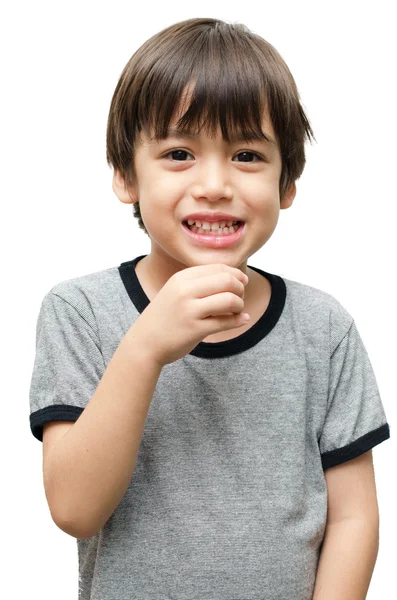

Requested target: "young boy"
[{"left": 29, "top": 17, "right": 390, "bottom": 600}]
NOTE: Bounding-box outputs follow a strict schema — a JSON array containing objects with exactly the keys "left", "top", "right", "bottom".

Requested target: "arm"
[
  {"left": 45, "top": 324, "right": 163, "bottom": 540},
  {"left": 313, "top": 450, "right": 380, "bottom": 599},
  {"left": 312, "top": 518, "right": 379, "bottom": 600}
]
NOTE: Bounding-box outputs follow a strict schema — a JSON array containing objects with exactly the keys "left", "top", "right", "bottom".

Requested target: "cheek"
[
  {"left": 141, "top": 206, "right": 175, "bottom": 237},
  {"left": 251, "top": 190, "right": 280, "bottom": 217}
]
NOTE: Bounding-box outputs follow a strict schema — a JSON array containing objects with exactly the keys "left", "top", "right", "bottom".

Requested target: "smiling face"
[{"left": 112, "top": 86, "right": 296, "bottom": 287}]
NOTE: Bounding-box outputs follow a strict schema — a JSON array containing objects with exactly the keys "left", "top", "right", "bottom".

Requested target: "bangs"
[{"left": 136, "top": 27, "right": 277, "bottom": 147}]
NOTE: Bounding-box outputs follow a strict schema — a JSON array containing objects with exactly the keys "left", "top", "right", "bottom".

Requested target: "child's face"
[{"left": 113, "top": 95, "right": 295, "bottom": 280}]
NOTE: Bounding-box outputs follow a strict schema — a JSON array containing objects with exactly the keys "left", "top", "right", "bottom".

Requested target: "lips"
[{"left": 181, "top": 220, "right": 245, "bottom": 248}]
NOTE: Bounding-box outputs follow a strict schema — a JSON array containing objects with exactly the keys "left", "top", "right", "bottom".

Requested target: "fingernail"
[{"left": 243, "top": 274, "right": 249, "bottom": 284}]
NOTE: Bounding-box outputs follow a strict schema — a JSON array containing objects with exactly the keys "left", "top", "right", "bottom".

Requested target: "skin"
[{"left": 112, "top": 92, "right": 296, "bottom": 340}]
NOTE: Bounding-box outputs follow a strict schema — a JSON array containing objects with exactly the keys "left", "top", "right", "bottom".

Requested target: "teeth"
[
  {"left": 187, "top": 219, "right": 238, "bottom": 230},
  {"left": 185, "top": 219, "right": 240, "bottom": 235}
]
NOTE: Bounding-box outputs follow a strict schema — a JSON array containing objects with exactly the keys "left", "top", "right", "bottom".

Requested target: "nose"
[{"left": 192, "top": 159, "right": 233, "bottom": 202}]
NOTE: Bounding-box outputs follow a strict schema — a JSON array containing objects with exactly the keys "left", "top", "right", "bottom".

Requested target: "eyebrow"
[{"left": 159, "top": 128, "right": 277, "bottom": 148}]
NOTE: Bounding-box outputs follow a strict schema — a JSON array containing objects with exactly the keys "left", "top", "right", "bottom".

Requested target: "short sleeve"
[
  {"left": 29, "top": 291, "right": 106, "bottom": 442},
  {"left": 319, "top": 319, "right": 390, "bottom": 469}
]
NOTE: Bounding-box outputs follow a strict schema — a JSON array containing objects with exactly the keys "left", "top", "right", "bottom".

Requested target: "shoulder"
[
  {"left": 282, "top": 276, "right": 354, "bottom": 350},
  {"left": 45, "top": 265, "right": 119, "bottom": 311},
  {"left": 49, "top": 265, "right": 118, "bottom": 301},
  {"left": 38, "top": 265, "right": 120, "bottom": 334}
]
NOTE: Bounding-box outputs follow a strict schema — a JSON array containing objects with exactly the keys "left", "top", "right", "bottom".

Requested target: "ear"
[
  {"left": 112, "top": 169, "right": 137, "bottom": 205},
  {"left": 280, "top": 182, "right": 296, "bottom": 210}
]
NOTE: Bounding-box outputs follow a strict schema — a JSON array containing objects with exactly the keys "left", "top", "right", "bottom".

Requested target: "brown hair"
[{"left": 106, "top": 17, "right": 316, "bottom": 235}]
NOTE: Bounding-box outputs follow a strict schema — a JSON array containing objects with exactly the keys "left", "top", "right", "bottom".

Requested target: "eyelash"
[{"left": 162, "top": 149, "right": 265, "bottom": 163}]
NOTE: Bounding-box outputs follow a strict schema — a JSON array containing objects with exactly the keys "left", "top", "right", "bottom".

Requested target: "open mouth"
[
  {"left": 182, "top": 220, "right": 243, "bottom": 235},
  {"left": 181, "top": 220, "right": 246, "bottom": 248}
]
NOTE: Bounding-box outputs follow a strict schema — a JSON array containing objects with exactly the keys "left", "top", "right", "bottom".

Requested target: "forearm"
[
  {"left": 312, "top": 518, "right": 379, "bottom": 600},
  {"left": 47, "top": 326, "right": 163, "bottom": 539}
]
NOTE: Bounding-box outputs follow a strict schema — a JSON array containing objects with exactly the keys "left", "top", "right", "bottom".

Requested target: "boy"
[{"left": 29, "top": 17, "right": 390, "bottom": 600}]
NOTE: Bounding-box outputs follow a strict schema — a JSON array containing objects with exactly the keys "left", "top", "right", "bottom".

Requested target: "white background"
[{"left": 1, "top": 0, "right": 395, "bottom": 598}]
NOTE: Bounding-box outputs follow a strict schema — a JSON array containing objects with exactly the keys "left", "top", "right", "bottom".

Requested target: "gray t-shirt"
[{"left": 29, "top": 254, "right": 391, "bottom": 600}]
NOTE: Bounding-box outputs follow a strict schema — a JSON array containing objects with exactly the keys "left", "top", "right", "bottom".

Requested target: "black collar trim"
[{"left": 118, "top": 255, "right": 286, "bottom": 358}]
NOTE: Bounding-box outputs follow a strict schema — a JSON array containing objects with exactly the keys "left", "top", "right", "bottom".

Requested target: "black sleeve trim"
[
  {"left": 30, "top": 405, "right": 84, "bottom": 442},
  {"left": 321, "top": 423, "right": 390, "bottom": 470}
]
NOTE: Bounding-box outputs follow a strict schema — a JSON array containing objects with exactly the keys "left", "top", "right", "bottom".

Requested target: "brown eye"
[
  {"left": 234, "top": 151, "right": 263, "bottom": 163},
  {"left": 163, "top": 149, "right": 193, "bottom": 161}
]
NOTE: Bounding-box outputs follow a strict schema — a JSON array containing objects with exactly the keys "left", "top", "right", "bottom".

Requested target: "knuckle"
[{"left": 228, "top": 292, "right": 238, "bottom": 306}]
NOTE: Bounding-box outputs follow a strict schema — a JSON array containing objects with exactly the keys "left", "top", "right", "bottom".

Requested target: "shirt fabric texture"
[{"left": 29, "top": 254, "right": 391, "bottom": 600}]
